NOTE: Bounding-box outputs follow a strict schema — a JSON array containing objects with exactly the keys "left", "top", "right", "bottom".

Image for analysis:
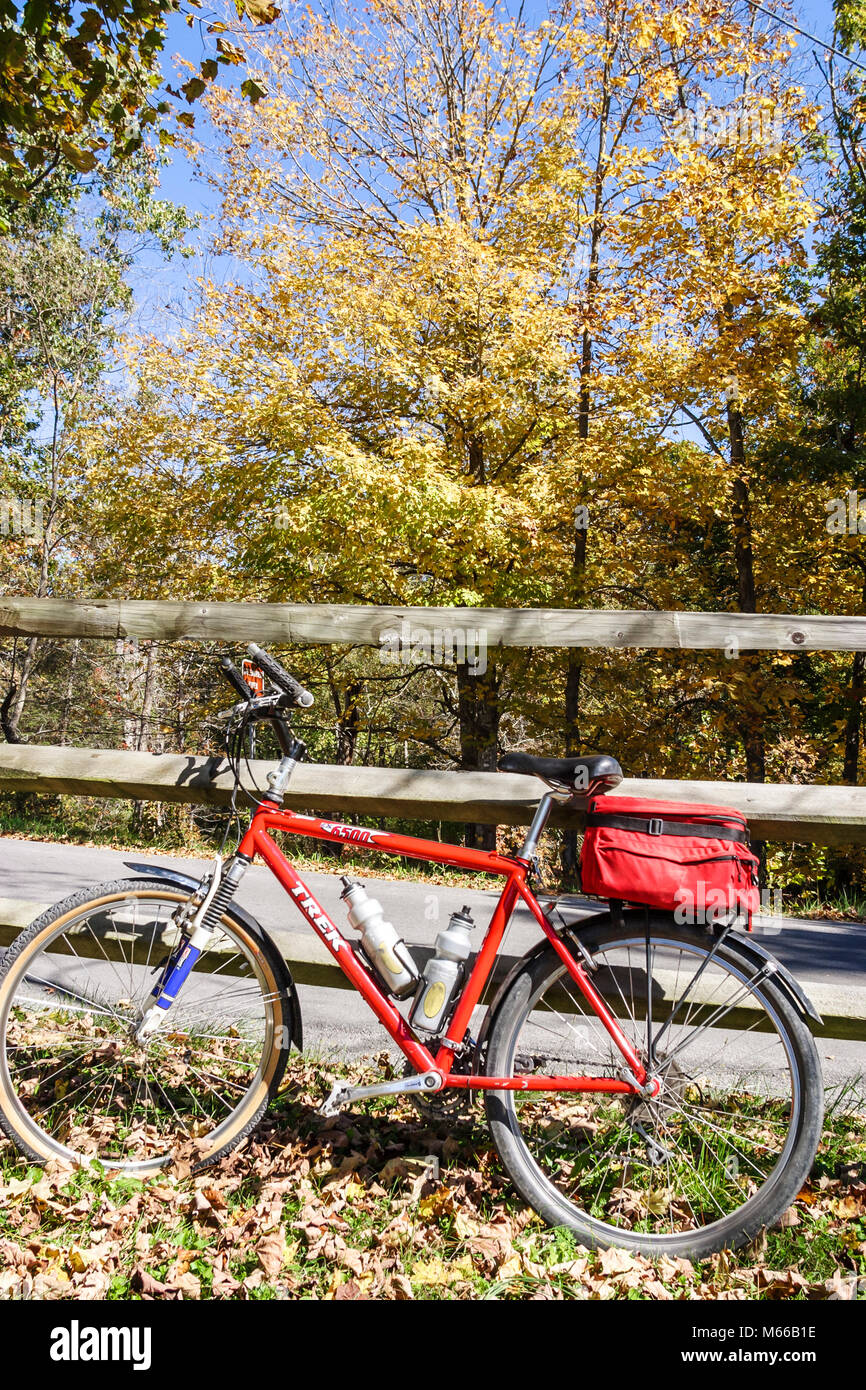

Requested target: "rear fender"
[
  {"left": 721, "top": 930, "right": 822, "bottom": 1026},
  {"left": 471, "top": 906, "right": 821, "bottom": 1072}
]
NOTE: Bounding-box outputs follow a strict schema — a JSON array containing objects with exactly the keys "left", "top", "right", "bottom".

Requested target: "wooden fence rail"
[
  {"left": 2, "top": 744, "right": 866, "bottom": 845},
  {"left": 3, "top": 596, "right": 866, "bottom": 844},
  {"left": 2, "top": 597, "right": 866, "bottom": 651}
]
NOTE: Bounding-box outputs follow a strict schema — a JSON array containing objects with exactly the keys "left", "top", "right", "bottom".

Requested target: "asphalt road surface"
[{"left": 2, "top": 838, "right": 865, "bottom": 1094}]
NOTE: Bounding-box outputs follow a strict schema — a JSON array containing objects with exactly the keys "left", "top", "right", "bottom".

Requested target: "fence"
[{"left": 1, "top": 597, "right": 865, "bottom": 1035}]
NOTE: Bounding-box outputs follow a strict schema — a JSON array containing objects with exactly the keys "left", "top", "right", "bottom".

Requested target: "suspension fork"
[{"left": 133, "top": 855, "right": 248, "bottom": 1040}]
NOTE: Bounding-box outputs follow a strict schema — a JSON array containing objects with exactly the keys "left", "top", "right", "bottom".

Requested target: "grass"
[
  {"left": 0, "top": 1055, "right": 863, "bottom": 1302},
  {"left": 786, "top": 886, "right": 866, "bottom": 922}
]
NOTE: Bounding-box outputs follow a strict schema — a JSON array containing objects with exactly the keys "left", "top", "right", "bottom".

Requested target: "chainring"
[{"left": 402, "top": 1055, "right": 475, "bottom": 1121}]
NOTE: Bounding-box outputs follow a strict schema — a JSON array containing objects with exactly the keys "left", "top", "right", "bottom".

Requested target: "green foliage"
[{"left": 0, "top": 0, "right": 277, "bottom": 227}]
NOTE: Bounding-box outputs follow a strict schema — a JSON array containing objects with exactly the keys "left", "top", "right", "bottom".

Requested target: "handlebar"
[
  {"left": 245, "top": 643, "right": 314, "bottom": 708},
  {"left": 216, "top": 647, "right": 311, "bottom": 781},
  {"left": 219, "top": 657, "right": 254, "bottom": 705}
]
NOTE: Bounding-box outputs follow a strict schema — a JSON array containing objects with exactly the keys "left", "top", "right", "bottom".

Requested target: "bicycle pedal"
[{"left": 319, "top": 1082, "right": 352, "bottom": 1118}]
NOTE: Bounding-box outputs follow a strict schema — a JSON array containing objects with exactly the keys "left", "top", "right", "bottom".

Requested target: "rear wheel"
[
  {"left": 484, "top": 915, "right": 822, "bottom": 1258},
  {"left": 0, "top": 880, "right": 293, "bottom": 1174}
]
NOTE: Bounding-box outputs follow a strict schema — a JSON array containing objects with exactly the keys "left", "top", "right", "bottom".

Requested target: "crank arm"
[{"left": 320, "top": 1070, "right": 444, "bottom": 1117}]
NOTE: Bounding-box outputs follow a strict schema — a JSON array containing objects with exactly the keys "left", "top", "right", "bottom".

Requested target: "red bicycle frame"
[{"left": 238, "top": 805, "right": 649, "bottom": 1096}]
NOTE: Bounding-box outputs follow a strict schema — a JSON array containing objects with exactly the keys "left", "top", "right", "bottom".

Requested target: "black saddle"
[{"left": 498, "top": 751, "right": 623, "bottom": 798}]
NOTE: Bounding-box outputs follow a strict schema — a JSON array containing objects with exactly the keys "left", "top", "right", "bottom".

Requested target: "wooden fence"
[
  {"left": 2, "top": 597, "right": 866, "bottom": 650},
  {"left": 1, "top": 744, "right": 866, "bottom": 845},
  {"left": 1, "top": 597, "right": 865, "bottom": 1032},
  {"left": 1, "top": 596, "right": 866, "bottom": 846}
]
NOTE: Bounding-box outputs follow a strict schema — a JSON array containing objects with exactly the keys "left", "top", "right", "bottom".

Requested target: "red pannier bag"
[{"left": 580, "top": 795, "right": 760, "bottom": 926}]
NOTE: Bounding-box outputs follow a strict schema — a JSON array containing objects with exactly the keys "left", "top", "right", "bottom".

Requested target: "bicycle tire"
[
  {"left": 0, "top": 879, "right": 294, "bottom": 1174},
  {"left": 483, "top": 913, "right": 823, "bottom": 1258}
]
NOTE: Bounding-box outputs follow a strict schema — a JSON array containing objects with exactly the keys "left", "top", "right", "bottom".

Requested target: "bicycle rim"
[
  {"left": 486, "top": 925, "right": 819, "bottom": 1250},
  {"left": 0, "top": 886, "right": 285, "bottom": 1173}
]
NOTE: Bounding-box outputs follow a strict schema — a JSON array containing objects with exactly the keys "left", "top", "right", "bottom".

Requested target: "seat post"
[{"left": 519, "top": 792, "right": 556, "bottom": 861}]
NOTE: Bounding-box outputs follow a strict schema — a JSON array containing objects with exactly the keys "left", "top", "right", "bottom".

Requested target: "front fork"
[
  {"left": 133, "top": 855, "right": 248, "bottom": 1041},
  {"left": 134, "top": 757, "right": 299, "bottom": 1043}
]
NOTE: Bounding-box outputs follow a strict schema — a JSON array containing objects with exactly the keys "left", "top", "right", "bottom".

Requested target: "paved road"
[
  {"left": 3, "top": 837, "right": 866, "bottom": 980},
  {"left": 2, "top": 838, "right": 866, "bottom": 1090}
]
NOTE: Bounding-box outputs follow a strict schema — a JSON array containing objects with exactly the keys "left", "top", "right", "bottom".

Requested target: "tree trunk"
[
  {"left": 7, "top": 403, "right": 60, "bottom": 742},
  {"left": 0, "top": 680, "right": 22, "bottom": 744},
  {"left": 318, "top": 669, "right": 365, "bottom": 856},
  {"left": 3, "top": 636, "right": 38, "bottom": 742},
  {"left": 562, "top": 525, "right": 588, "bottom": 874},
  {"left": 729, "top": 422, "right": 764, "bottom": 779},
  {"left": 834, "top": 576, "right": 866, "bottom": 893},
  {"left": 842, "top": 650, "right": 865, "bottom": 784},
  {"left": 456, "top": 659, "right": 500, "bottom": 850},
  {"left": 131, "top": 642, "right": 160, "bottom": 835},
  {"left": 58, "top": 638, "right": 80, "bottom": 745},
  {"left": 562, "top": 26, "right": 612, "bottom": 876},
  {"left": 336, "top": 680, "right": 363, "bottom": 766}
]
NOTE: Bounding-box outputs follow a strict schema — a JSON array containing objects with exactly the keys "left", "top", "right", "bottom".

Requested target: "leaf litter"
[{"left": 0, "top": 1057, "right": 862, "bottom": 1301}]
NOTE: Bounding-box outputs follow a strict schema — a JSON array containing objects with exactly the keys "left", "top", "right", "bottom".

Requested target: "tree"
[
  {"left": 103, "top": 0, "right": 595, "bottom": 845},
  {"left": 0, "top": 153, "right": 193, "bottom": 740},
  {"left": 0, "top": 0, "right": 277, "bottom": 227},
  {"left": 97, "top": 0, "right": 824, "bottom": 876},
  {"left": 606, "top": 4, "right": 818, "bottom": 813}
]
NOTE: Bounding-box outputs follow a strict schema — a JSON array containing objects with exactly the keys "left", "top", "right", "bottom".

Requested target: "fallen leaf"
[
  {"left": 256, "top": 1231, "right": 287, "bottom": 1280},
  {"left": 412, "top": 1254, "right": 474, "bottom": 1286}
]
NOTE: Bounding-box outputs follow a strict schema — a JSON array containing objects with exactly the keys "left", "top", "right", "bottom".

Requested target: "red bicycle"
[{"left": 0, "top": 646, "right": 823, "bottom": 1257}]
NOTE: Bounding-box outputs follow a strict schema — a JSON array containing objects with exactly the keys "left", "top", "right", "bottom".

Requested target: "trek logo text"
[{"left": 291, "top": 883, "right": 344, "bottom": 949}]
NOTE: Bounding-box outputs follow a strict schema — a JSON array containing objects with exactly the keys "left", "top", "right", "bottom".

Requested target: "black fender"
[
  {"left": 722, "top": 931, "right": 822, "bottom": 1026},
  {"left": 124, "top": 861, "right": 303, "bottom": 1050},
  {"left": 472, "top": 907, "right": 821, "bottom": 1071}
]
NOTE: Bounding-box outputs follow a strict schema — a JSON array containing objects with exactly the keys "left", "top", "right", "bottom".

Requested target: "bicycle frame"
[{"left": 238, "top": 805, "right": 650, "bottom": 1096}]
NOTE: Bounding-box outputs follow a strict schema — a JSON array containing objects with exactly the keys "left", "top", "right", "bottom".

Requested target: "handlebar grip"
[
  {"left": 246, "top": 644, "right": 315, "bottom": 707},
  {"left": 219, "top": 657, "right": 253, "bottom": 703}
]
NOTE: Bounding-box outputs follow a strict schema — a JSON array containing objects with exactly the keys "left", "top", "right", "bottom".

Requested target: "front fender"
[{"left": 124, "top": 861, "right": 303, "bottom": 1050}]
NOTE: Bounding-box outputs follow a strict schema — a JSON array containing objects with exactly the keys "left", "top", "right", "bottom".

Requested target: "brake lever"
[{"left": 214, "top": 692, "right": 287, "bottom": 721}]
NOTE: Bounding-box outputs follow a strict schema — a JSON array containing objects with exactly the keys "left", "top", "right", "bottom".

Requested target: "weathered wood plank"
[
  {"left": 0, "top": 903, "right": 862, "bottom": 1036},
  {"left": 2, "top": 744, "right": 866, "bottom": 845},
  {"left": 1, "top": 597, "right": 866, "bottom": 651}
]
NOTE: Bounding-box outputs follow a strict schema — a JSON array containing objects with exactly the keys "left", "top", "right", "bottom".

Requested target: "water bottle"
[
  {"left": 409, "top": 906, "right": 474, "bottom": 1034},
  {"left": 340, "top": 878, "right": 420, "bottom": 999}
]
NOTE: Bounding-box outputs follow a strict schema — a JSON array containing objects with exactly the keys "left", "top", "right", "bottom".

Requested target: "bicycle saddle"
[{"left": 498, "top": 751, "right": 623, "bottom": 797}]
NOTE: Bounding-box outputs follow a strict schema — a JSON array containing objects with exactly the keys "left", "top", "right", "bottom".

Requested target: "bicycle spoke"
[{"left": 0, "top": 890, "right": 282, "bottom": 1171}]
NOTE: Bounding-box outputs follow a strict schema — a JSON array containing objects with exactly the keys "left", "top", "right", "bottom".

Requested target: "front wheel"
[
  {"left": 483, "top": 914, "right": 823, "bottom": 1259},
  {"left": 0, "top": 879, "right": 293, "bottom": 1174}
]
